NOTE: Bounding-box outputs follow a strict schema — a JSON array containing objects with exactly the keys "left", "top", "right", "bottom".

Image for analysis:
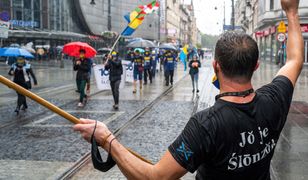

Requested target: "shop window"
[
  {"left": 16, "top": 10, "right": 22, "bottom": 20},
  {"left": 305, "top": 41, "right": 308, "bottom": 63},
  {"left": 270, "top": 0, "right": 274, "bottom": 10}
]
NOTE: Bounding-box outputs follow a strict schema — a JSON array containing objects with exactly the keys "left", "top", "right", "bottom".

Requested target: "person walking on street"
[
  {"left": 86, "top": 58, "right": 94, "bottom": 98},
  {"left": 143, "top": 48, "right": 153, "bottom": 85},
  {"left": 132, "top": 50, "right": 144, "bottom": 93},
  {"left": 105, "top": 51, "right": 123, "bottom": 110},
  {"left": 151, "top": 50, "right": 158, "bottom": 78},
  {"left": 8, "top": 57, "right": 38, "bottom": 115},
  {"left": 163, "top": 50, "right": 176, "bottom": 86},
  {"left": 73, "top": 0, "right": 303, "bottom": 179},
  {"left": 125, "top": 48, "right": 135, "bottom": 61},
  {"left": 189, "top": 55, "right": 201, "bottom": 93},
  {"left": 73, "top": 49, "right": 92, "bottom": 107}
]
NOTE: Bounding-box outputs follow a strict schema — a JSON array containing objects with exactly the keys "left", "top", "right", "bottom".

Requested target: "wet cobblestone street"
[{"left": 0, "top": 59, "right": 308, "bottom": 179}]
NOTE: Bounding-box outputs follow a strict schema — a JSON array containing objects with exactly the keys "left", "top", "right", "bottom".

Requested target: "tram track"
[
  {"left": 0, "top": 87, "right": 106, "bottom": 130},
  {"left": 57, "top": 74, "right": 201, "bottom": 180}
]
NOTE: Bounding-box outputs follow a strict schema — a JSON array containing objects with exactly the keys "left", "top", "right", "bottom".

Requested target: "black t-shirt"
[{"left": 169, "top": 76, "right": 294, "bottom": 180}]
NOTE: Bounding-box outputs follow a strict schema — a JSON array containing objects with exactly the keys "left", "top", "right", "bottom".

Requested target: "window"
[{"left": 270, "top": 0, "right": 274, "bottom": 10}]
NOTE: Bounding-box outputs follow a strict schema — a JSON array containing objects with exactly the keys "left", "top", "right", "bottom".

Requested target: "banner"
[
  {"left": 0, "top": 20, "right": 9, "bottom": 38},
  {"left": 94, "top": 65, "right": 111, "bottom": 90},
  {"left": 122, "top": 60, "right": 134, "bottom": 83},
  {"left": 94, "top": 64, "right": 126, "bottom": 90}
]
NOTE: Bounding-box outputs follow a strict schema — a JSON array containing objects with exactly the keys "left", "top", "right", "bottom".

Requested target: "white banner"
[
  {"left": 94, "top": 64, "right": 111, "bottom": 90},
  {"left": 122, "top": 60, "right": 134, "bottom": 83},
  {"left": 0, "top": 20, "right": 9, "bottom": 39},
  {"left": 93, "top": 64, "right": 125, "bottom": 91}
]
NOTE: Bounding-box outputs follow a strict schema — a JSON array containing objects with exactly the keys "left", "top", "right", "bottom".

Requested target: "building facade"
[
  {"left": 0, "top": 0, "right": 160, "bottom": 49},
  {"left": 257, "top": 0, "right": 308, "bottom": 64},
  {"left": 0, "top": 0, "right": 199, "bottom": 49},
  {"left": 0, "top": 0, "right": 104, "bottom": 49},
  {"left": 235, "top": 0, "right": 308, "bottom": 64},
  {"left": 160, "top": 0, "right": 197, "bottom": 46}
]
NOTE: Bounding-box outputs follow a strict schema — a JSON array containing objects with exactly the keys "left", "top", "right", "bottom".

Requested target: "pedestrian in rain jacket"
[
  {"left": 151, "top": 50, "right": 159, "bottom": 78},
  {"left": 132, "top": 50, "right": 144, "bottom": 93},
  {"left": 189, "top": 55, "right": 201, "bottom": 93},
  {"left": 74, "top": 49, "right": 91, "bottom": 107},
  {"left": 143, "top": 48, "right": 153, "bottom": 84},
  {"left": 163, "top": 50, "right": 176, "bottom": 86},
  {"left": 105, "top": 51, "right": 123, "bottom": 110},
  {"left": 8, "top": 57, "right": 37, "bottom": 115}
]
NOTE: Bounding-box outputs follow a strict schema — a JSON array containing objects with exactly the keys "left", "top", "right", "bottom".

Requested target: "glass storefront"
[
  {"left": 271, "top": 34, "right": 277, "bottom": 62},
  {"left": 265, "top": 35, "right": 272, "bottom": 61},
  {"left": 0, "top": 0, "right": 83, "bottom": 33},
  {"left": 305, "top": 41, "right": 308, "bottom": 64}
]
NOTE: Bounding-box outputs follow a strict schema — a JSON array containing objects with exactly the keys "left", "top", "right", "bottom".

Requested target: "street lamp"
[
  {"left": 214, "top": 2, "right": 226, "bottom": 32},
  {"left": 231, "top": 0, "right": 235, "bottom": 30},
  {"left": 90, "top": 0, "right": 96, "bottom": 5}
]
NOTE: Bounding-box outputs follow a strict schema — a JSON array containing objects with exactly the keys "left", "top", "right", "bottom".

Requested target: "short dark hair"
[
  {"left": 79, "top": 49, "right": 86, "bottom": 53},
  {"left": 215, "top": 32, "right": 259, "bottom": 82}
]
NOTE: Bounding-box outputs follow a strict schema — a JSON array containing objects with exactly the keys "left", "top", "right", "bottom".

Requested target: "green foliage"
[{"left": 201, "top": 34, "right": 219, "bottom": 49}]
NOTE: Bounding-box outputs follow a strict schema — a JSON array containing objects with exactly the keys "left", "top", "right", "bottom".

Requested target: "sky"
[{"left": 191, "top": 0, "right": 233, "bottom": 35}]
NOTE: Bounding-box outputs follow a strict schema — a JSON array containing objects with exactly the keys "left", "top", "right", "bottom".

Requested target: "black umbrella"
[
  {"left": 159, "top": 43, "right": 177, "bottom": 50},
  {"left": 126, "top": 39, "right": 156, "bottom": 48}
]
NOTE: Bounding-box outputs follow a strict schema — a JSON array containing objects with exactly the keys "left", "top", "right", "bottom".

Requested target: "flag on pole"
[
  {"left": 180, "top": 45, "right": 188, "bottom": 71},
  {"left": 122, "top": 1, "right": 159, "bottom": 36}
]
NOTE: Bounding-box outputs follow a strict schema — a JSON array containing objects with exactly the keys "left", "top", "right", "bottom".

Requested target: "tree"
[{"left": 201, "top": 34, "right": 219, "bottom": 49}]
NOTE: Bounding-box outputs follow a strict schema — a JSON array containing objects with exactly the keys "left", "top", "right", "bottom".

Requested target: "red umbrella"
[{"left": 63, "top": 42, "right": 97, "bottom": 58}]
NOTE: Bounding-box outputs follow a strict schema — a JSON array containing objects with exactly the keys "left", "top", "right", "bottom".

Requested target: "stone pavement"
[{"left": 0, "top": 59, "right": 191, "bottom": 179}]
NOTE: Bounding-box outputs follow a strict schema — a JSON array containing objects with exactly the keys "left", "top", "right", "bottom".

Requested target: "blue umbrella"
[
  {"left": 134, "top": 48, "right": 145, "bottom": 54},
  {"left": 0, "top": 47, "right": 34, "bottom": 59},
  {"left": 159, "top": 43, "right": 177, "bottom": 50}
]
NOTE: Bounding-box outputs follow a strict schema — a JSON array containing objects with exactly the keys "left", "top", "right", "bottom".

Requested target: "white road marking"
[{"left": 23, "top": 110, "right": 124, "bottom": 128}]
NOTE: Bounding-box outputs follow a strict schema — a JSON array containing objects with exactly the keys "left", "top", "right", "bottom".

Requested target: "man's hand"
[
  {"left": 76, "top": 61, "right": 81, "bottom": 65},
  {"left": 73, "top": 119, "right": 113, "bottom": 148},
  {"left": 281, "top": 0, "right": 299, "bottom": 14}
]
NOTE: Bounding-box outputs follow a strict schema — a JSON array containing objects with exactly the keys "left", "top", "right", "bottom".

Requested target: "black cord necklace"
[{"left": 215, "top": 89, "right": 254, "bottom": 101}]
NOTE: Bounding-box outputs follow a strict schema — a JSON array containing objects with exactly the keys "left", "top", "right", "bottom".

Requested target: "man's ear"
[
  {"left": 254, "top": 61, "right": 260, "bottom": 71},
  {"left": 212, "top": 60, "right": 219, "bottom": 74}
]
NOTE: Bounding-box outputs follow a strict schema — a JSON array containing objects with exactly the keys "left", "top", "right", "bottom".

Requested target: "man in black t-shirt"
[{"left": 73, "top": 0, "right": 304, "bottom": 179}]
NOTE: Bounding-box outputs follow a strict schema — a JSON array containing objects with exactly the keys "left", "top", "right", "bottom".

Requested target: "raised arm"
[{"left": 276, "top": 0, "right": 304, "bottom": 86}]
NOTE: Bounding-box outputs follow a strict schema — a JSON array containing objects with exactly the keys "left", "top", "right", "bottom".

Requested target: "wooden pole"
[
  {"left": 0, "top": 75, "right": 80, "bottom": 124},
  {"left": 0, "top": 75, "right": 153, "bottom": 165}
]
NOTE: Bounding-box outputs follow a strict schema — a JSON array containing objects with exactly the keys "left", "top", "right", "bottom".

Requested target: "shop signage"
[
  {"left": 255, "top": 31, "right": 264, "bottom": 38},
  {"left": 10, "top": 20, "right": 39, "bottom": 28},
  {"left": 168, "top": 28, "right": 177, "bottom": 35},
  {"left": 223, "top": 25, "right": 242, "bottom": 31},
  {"left": 0, "top": 20, "right": 9, "bottom": 38},
  {"left": 277, "top": 21, "right": 287, "bottom": 33},
  {"left": 301, "top": 25, "right": 308, "bottom": 32},
  {"left": 0, "top": 11, "right": 10, "bottom": 22},
  {"left": 264, "top": 29, "right": 270, "bottom": 36},
  {"left": 277, "top": 33, "right": 286, "bottom": 42},
  {"left": 270, "top": 26, "right": 276, "bottom": 34}
]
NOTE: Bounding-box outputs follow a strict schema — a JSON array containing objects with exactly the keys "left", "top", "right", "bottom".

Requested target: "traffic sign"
[
  {"left": 277, "top": 21, "right": 287, "bottom": 33},
  {"left": 223, "top": 25, "right": 242, "bottom": 31},
  {"left": 277, "top": 33, "right": 286, "bottom": 42}
]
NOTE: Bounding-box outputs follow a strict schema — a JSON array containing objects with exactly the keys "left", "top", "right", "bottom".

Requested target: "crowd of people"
[
  {"left": 125, "top": 47, "right": 202, "bottom": 92},
  {"left": 7, "top": 45, "right": 203, "bottom": 114}
]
